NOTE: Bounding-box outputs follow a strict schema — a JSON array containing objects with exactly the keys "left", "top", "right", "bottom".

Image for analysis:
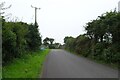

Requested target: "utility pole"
[{"left": 31, "top": 5, "right": 40, "bottom": 26}]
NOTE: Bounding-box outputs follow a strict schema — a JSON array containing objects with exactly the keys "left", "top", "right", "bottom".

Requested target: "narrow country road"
[{"left": 41, "top": 49, "right": 118, "bottom": 78}]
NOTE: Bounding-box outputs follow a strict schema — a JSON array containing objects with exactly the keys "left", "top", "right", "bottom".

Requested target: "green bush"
[
  {"left": 2, "top": 21, "right": 42, "bottom": 64},
  {"left": 82, "top": 48, "right": 91, "bottom": 57},
  {"left": 93, "top": 43, "right": 105, "bottom": 60},
  {"left": 2, "top": 29, "right": 16, "bottom": 62},
  {"left": 103, "top": 46, "right": 119, "bottom": 63}
]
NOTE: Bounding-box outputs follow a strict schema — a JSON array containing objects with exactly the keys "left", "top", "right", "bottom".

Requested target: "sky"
[{"left": 0, "top": 0, "right": 120, "bottom": 44}]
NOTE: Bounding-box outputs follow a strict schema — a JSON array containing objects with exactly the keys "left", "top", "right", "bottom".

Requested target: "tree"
[
  {"left": 49, "top": 38, "right": 54, "bottom": 45},
  {"left": 26, "top": 24, "right": 42, "bottom": 51},
  {"left": 43, "top": 37, "right": 50, "bottom": 48},
  {"left": 64, "top": 36, "right": 75, "bottom": 51},
  {"left": 64, "top": 10, "right": 120, "bottom": 64}
]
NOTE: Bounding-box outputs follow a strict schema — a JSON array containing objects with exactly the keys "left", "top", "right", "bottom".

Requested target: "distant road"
[{"left": 41, "top": 49, "right": 118, "bottom": 78}]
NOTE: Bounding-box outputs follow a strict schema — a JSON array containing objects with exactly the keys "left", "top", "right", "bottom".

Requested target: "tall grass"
[{"left": 2, "top": 49, "right": 50, "bottom": 78}]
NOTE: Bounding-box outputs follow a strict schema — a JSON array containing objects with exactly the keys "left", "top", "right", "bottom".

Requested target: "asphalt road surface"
[{"left": 41, "top": 49, "right": 118, "bottom": 78}]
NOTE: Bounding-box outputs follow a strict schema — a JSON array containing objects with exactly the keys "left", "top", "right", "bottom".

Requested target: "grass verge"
[{"left": 2, "top": 49, "right": 50, "bottom": 78}]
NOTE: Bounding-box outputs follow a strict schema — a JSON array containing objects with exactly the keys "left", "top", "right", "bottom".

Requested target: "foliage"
[
  {"left": 2, "top": 18, "right": 42, "bottom": 64},
  {"left": 26, "top": 24, "right": 42, "bottom": 51},
  {"left": 43, "top": 37, "right": 61, "bottom": 49},
  {"left": 64, "top": 11, "right": 120, "bottom": 65},
  {"left": 2, "top": 49, "right": 50, "bottom": 78},
  {"left": 64, "top": 36, "right": 75, "bottom": 51}
]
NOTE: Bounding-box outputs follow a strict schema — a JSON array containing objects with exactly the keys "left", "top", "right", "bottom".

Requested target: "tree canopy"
[{"left": 64, "top": 10, "right": 120, "bottom": 64}]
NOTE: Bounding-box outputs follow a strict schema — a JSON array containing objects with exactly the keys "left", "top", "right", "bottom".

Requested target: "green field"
[{"left": 2, "top": 49, "right": 50, "bottom": 78}]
